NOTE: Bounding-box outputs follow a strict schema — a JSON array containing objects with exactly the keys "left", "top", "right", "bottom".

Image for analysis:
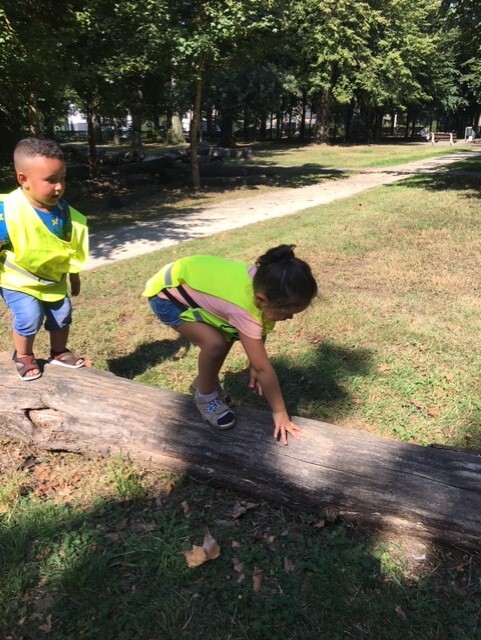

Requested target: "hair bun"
[{"left": 256, "top": 244, "right": 296, "bottom": 267}]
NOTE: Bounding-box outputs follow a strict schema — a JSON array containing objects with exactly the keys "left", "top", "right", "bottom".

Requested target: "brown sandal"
[
  {"left": 13, "top": 351, "right": 42, "bottom": 381},
  {"left": 48, "top": 349, "right": 85, "bottom": 369}
]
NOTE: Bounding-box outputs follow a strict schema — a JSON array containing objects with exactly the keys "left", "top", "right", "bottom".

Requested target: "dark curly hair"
[{"left": 253, "top": 244, "right": 317, "bottom": 309}]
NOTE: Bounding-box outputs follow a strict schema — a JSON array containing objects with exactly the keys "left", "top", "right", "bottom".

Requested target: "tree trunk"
[
  {"left": 259, "top": 112, "right": 267, "bottom": 141},
  {"left": 93, "top": 111, "right": 103, "bottom": 144},
  {"left": 1, "top": 353, "right": 481, "bottom": 551},
  {"left": 314, "top": 87, "right": 331, "bottom": 144},
  {"left": 219, "top": 111, "right": 235, "bottom": 148},
  {"left": 344, "top": 102, "right": 354, "bottom": 143},
  {"left": 130, "top": 87, "right": 144, "bottom": 151},
  {"left": 167, "top": 113, "right": 184, "bottom": 145},
  {"left": 299, "top": 94, "right": 306, "bottom": 141},
  {"left": 86, "top": 109, "right": 97, "bottom": 177},
  {"left": 410, "top": 113, "right": 417, "bottom": 138},
  {"left": 190, "top": 75, "right": 202, "bottom": 190},
  {"left": 28, "top": 92, "right": 39, "bottom": 137}
]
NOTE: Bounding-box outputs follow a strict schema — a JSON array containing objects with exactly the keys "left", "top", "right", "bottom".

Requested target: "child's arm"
[
  {"left": 240, "top": 333, "right": 302, "bottom": 445},
  {"left": 69, "top": 273, "right": 81, "bottom": 296}
]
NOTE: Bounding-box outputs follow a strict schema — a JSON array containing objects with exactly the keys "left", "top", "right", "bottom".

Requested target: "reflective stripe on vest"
[{"left": 0, "top": 256, "right": 58, "bottom": 285}]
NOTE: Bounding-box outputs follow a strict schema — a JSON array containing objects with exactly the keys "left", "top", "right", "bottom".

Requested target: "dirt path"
[{"left": 86, "top": 150, "right": 480, "bottom": 270}]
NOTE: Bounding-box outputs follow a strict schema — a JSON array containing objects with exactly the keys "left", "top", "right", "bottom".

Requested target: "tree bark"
[
  {"left": 130, "top": 87, "right": 144, "bottom": 151},
  {"left": 28, "top": 92, "right": 39, "bottom": 137},
  {"left": 1, "top": 352, "right": 481, "bottom": 551},
  {"left": 314, "top": 88, "right": 331, "bottom": 144},
  {"left": 86, "top": 108, "right": 97, "bottom": 177},
  {"left": 190, "top": 75, "right": 202, "bottom": 190}
]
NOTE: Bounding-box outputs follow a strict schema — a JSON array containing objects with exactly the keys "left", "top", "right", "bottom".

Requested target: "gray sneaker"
[{"left": 194, "top": 392, "right": 236, "bottom": 430}]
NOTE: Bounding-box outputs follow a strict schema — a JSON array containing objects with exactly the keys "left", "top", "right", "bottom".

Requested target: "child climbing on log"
[
  {"left": 0, "top": 138, "right": 89, "bottom": 380},
  {"left": 143, "top": 244, "right": 318, "bottom": 445}
]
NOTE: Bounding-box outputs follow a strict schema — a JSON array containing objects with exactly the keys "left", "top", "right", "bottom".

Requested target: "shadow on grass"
[
  {"left": 106, "top": 337, "right": 371, "bottom": 427},
  {"left": 390, "top": 171, "right": 481, "bottom": 198},
  {"left": 224, "top": 341, "right": 373, "bottom": 423},
  {"left": 255, "top": 164, "right": 347, "bottom": 188},
  {"left": 1, "top": 481, "right": 479, "bottom": 640},
  {"left": 107, "top": 337, "right": 190, "bottom": 378}
]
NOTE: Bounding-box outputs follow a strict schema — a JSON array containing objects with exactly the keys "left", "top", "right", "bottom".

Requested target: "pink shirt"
[
  {"left": 159, "top": 266, "right": 263, "bottom": 339},
  {"left": 159, "top": 266, "right": 262, "bottom": 340}
]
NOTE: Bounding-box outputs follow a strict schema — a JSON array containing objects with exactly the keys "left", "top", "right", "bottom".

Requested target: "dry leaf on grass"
[
  {"left": 395, "top": 605, "right": 407, "bottom": 620},
  {"left": 253, "top": 567, "right": 263, "bottom": 593},
  {"left": 283, "top": 557, "right": 296, "bottom": 572},
  {"left": 38, "top": 614, "right": 52, "bottom": 633},
  {"left": 232, "top": 556, "right": 245, "bottom": 581},
  {"left": 164, "top": 481, "right": 175, "bottom": 494},
  {"left": 323, "top": 506, "right": 339, "bottom": 520},
  {"left": 232, "top": 501, "right": 258, "bottom": 519},
  {"left": 183, "top": 532, "right": 220, "bottom": 568},
  {"left": 313, "top": 519, "right": 326, "bottom": 528}
]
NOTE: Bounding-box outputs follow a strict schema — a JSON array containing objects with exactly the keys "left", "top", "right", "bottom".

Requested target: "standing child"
[
  {"left": 0, "top": 138, "right": 89, "bottom": 380},
  {"left": 143, "top": 244, "right": 318, "bottom": 445}
]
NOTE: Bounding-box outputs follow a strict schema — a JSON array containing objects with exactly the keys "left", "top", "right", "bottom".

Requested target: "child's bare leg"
[
  {"left": 13, "top": 331, "right": 35, "bottom": 357},
  {"left": 49, "top": 326, "right": 70, "bottom": 353},
  {"left": 189, "top": 343, "right": 234, "bottom": 395},
  {"left": 175, "top": 322, "right": 230, "bottom": 394},
  {"left": 175, "top": 322, "right": 235, "bottom": 429},
  {"left": 12, "top": 331, "right": 40, "bottom": 377}
]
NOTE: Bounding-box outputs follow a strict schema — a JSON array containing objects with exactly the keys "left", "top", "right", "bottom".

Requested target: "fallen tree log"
[{"left": 1, "top": 352, "right": 481, "bottom": 550}]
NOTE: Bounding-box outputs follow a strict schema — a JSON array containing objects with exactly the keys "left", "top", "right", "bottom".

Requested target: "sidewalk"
[{"left": 86, "top": 150, "right": 480, "bottom": 270}]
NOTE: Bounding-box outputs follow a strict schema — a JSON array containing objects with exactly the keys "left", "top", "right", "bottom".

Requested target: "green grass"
[
  {"left": 34, "top": 165, "right": 478, "bottom": 449},
  {"left": 1, "top": 455, "right": 481, "bottom": 640},
  {"left": 1, "top": 147, "right": 481, "bottom": 639},
  {"left": 247, "top": 139, "right": 475, "bottom": 168}
]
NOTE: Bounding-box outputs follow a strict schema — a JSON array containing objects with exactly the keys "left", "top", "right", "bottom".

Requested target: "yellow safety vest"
[
  {"left": 0, "top": 188, "right": 89, "bottom": 301},
  {"left": 143, "top": 255, "right": 275, "bottom": 340}
]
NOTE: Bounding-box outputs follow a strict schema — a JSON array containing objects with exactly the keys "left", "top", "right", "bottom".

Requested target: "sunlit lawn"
[
  {"left": 30, "top": 167, "right": 477, "bottom": 449},
  {"left": 247, "top": 139, "right": 475, "bottom": 168},
  {"left": 1, "top": 152, "right": 481, "bottom": 640}
]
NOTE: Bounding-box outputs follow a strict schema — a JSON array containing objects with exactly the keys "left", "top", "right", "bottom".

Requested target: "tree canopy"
[{"left": 1, "top": 0, "right": 479, "bottom": 167}]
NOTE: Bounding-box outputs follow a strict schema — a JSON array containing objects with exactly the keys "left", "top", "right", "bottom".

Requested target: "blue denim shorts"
[
  {"left": 148, "top": 295, "right": 185, "bottom": 328},
  {"left": 0, "top": 288, "right": 72, "bottom": 336}
]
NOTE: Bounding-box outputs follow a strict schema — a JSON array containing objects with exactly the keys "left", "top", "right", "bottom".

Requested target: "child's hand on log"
[{"left": 273, "top": 411, "right": 302, "bottom": 446}]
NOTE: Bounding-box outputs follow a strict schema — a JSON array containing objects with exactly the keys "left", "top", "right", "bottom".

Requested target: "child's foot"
[
  {"left": 48, "top": 349, "right": 85, "bottom": 368},
  {"left": 189, "top": 379, "right": 233, "bottom": 406},
  {"left": 194, "top": 391, "right": 236, "bottom": 430},
  {"left": 12, "top": 351, "right": 42, "bottom": 381}
]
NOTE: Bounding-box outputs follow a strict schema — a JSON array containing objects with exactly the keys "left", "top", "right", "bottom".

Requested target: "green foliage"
[{"left": 0, "top": 0, "right": 479, "bottom": 151}]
